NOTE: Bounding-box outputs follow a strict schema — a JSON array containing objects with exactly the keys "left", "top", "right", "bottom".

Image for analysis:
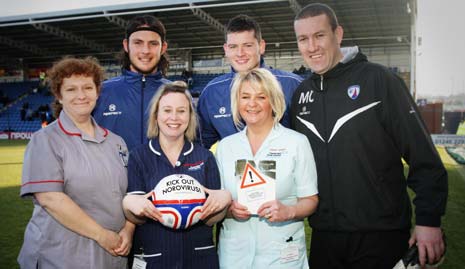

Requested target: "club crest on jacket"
[{"left": 347, "top": 85, "right": 360, "bottom": 100}]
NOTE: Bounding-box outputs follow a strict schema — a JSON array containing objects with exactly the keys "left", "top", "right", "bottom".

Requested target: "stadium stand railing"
[{"left": 1, "top": 71, "right": 308, "bottom": 133}]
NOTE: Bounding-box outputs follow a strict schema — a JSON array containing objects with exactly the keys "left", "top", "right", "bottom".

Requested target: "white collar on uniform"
[
  {"left": 239, "top": 123, "right": 284, "bottom": 142},
  {"left": 148, "top": 138, "right": 194, "bottom": 156}
]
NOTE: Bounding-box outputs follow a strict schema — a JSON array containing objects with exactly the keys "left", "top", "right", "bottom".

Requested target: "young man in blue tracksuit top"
[
  {"left": 93, "top": 15, "right": 170, "bottom": 151},
  {"left": 197, "top": 14, "right": 303, "bottom": 149}
]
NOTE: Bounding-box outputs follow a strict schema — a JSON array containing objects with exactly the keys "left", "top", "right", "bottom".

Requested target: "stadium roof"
[{"left": 0, "top": 0, "right": 412, "bottom": 69}]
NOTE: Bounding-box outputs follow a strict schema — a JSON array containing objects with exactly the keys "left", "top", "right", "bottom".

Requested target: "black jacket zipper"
[{"left": 320, "top": 74, "right": 337, "bottom": 229}]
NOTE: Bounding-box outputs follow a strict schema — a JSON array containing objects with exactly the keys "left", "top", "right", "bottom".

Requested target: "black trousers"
[{"left": 309, "top": 229, "right": 410, "bottom": 269}]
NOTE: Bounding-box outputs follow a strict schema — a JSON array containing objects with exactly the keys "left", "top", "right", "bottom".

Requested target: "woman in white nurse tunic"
[{"left": 216, "top": 68, "right": 319, "bottom": 269}]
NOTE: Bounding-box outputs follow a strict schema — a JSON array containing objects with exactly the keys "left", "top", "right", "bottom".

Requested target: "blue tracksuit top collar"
[
  {"left": 229, "top": 57, "right": 266, "bottom": 73},
  {"left": 121, "top": 68, "right": 164, "bottom": 83}
]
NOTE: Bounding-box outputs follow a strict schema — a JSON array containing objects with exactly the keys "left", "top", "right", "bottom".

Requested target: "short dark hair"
[
  {"left": 225, "top": 14, "right": 262, "bottom": 42},
  {"left": 119, "top": 15, "right": 169, "bottom": 77},
  {"left": 47, "top": 56, "right": 104, "bottom": 117},
  {"left": 295, "top": 3, "right": 339, "bottom": 31}
]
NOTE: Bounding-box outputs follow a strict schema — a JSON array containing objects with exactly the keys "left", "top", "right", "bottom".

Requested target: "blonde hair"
[
  {"left": 230, "top": 68, "right": 286, "bottom": 129},
  {"left": 146, "top": 81, "right": 197, "bottom": 141}
]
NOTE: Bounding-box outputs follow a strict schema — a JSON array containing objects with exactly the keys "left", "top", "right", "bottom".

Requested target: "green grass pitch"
[{"left": 0, "top": 140, "right": 464, "bottom": 268}]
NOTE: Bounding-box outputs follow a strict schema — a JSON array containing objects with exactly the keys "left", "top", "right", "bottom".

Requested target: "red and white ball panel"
[{"left": 152, "top": 174, "right": 206, "bottom": 229}]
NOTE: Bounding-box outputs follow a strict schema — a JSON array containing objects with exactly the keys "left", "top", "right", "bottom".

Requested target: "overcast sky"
[{"left": 417, "top": 0, "right": 465, "bottom": 97}]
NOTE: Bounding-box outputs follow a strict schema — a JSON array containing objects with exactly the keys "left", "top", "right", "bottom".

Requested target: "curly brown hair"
[{"left": 47, "top": 56, "right": 104, "bottom": 117}]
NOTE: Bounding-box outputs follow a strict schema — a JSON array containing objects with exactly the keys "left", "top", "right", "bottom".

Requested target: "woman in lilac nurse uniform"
[{"left": 18, "top": 57, "right": 133, "bottom": 269}]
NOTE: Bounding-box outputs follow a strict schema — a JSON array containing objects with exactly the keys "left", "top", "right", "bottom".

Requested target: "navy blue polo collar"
[{"left": 148, "top": 138, "right": 194, "bottom": 157}]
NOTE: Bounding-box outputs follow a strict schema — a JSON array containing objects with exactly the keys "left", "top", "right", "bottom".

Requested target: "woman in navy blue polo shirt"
[{"left": 123, "top": 81, "right": 231, "bottom": 269}]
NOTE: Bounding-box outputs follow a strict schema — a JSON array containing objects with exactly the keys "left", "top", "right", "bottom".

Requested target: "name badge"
[
  {"left": 280, "top": 244, "right": 299, "bottom": 263},
  {"left": 132, "top": 256, "right": 147, "bottom": 269}
]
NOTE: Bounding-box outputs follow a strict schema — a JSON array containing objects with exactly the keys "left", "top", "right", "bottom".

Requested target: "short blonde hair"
[
  {"left": 230, "top": 68, "right": 286, "bottom": 129},
  {"left": 147, "top": 81, "right": 197, "bottom": 141}
]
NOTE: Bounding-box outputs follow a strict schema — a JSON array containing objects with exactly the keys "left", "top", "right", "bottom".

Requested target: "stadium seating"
[
  {"left": 167, "top": 73, "right": 224, "bottom": 97},
  {"left": 0, "top": 71, "right": 307, "bottom": 133},
  {"left": 0, "top": 81, "right": 51, "bottom": 132},
  {"left": 0, "top": 81, "right": 38, "bottom": 100}
]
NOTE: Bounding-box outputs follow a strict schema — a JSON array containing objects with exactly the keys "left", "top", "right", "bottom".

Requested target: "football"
[{"left": 151, "top": 174, "right": 206, "bottom": 230}]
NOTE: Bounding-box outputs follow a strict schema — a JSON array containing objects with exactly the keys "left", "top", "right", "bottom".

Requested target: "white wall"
[{"left": 416, "top": 0, "right": 465, "bottom": 97}]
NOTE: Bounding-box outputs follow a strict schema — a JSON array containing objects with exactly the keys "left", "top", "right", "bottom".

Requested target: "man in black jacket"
[{"left": 291, "top": 3, "right": 447, "bottom": 269}]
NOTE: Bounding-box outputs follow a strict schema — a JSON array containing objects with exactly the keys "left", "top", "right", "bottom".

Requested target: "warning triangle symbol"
[{"left": 240, "top": 162, "right": 267, "bottom": 189}]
